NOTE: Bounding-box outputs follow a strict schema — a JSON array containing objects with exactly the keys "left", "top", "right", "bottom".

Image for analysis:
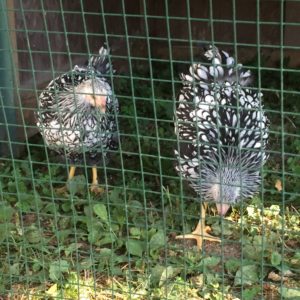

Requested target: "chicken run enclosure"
[{"left": 1, "top": 0, "right": 300, "bottom": 299}]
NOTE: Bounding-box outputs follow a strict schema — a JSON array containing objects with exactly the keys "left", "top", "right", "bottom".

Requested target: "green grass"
[{"left": 0, "top": 57, "right": 300, "bottom": 299}]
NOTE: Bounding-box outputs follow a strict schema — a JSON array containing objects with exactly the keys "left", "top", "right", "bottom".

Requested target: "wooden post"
[{"left": 0, "top": 0, "right": 18, "bottom": 157}]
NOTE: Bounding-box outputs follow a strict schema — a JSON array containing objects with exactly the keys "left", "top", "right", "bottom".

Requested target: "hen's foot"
[
  {"left": 176, "top": 225, "right": 220, "bottom": 250},
  {"left": 90, "top": 183, "right": 104, "bottom": 194}
]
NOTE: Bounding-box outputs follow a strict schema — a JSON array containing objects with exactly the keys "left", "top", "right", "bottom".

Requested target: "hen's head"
[{"left": 75, "top": 78, "right": 112, "bottom": 113}]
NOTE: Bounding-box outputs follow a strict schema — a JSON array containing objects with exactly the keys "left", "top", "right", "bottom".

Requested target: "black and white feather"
[
  {"left": 36, "top": 46, "right": 119, "bottom": 164},
  {"left": 175, "top": 45, "right": 269, "bottom": 210}
]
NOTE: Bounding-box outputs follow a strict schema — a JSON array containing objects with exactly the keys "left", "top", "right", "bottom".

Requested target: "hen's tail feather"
[
  {"left": 180, "top": 45, "right": 252, "bottom": 88},
  {"left": 88, "top": 46, "right": 111, "bottom": 75}
]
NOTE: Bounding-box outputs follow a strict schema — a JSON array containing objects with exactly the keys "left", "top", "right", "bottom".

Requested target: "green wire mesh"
[{"left": 0, "top": 0, "right": 300, "bottom": 299}]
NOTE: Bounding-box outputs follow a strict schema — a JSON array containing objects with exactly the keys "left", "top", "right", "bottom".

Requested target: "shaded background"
[{"left": 0, "top": 0, "right": 299, "bottom": 156}]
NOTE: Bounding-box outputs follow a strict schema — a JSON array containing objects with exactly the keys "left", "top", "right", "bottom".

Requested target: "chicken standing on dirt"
[
  {"left": 36, "top": 47, "right": 118, "bottom": 194},
  {"left": 174, "top": 45, "right": 269, "bottom": 249}
]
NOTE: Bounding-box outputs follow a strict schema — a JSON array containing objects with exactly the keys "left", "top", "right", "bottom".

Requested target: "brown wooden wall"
[{"left": 2, "top": 0, "right": 300, "bottom": 156}]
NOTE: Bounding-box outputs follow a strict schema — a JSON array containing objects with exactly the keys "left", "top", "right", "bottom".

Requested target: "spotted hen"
[
  {"left": 174, "top": 45, "right": 269, "bottom": 249},
  {"left": 36, "top": 47, "right": 118, "bottom": 194}
]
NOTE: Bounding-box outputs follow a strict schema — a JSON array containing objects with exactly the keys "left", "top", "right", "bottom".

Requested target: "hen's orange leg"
[
  {"left": 56, "top": 166, "right": 76, "bottom": 194},
  {"left": 176, "top": 203, "right": 221, "bottom": 250},
  {"left": 90, "top": 167, "right": 104, "bottom": 194}
]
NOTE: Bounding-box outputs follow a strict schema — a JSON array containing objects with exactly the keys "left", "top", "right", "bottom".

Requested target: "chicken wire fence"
[{"left": 0, "top": 0, "right": 300, "bottom": 299}]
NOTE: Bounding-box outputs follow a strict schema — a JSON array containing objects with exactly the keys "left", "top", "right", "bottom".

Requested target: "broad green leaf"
[
  {"left": 25, "top": 226, "right": 41, "bottom": 244},
  {"left": 243, "top": 244, "right": 260, "bottom": 260},
  {"left": 149, "top": 230, "right": 165, "bottom": 252},
  {"left": 113, "top": 207, "right": 125, "bottom": 225},
  {"left": 79, "top": 258, "right": 93, "bottom": 270},
  {"left": 16, "top": 194, "right": 33, "bottom": 212},
  {"left": 67, "top": 175, "right": 86, "bottom": 195},
  {"left": 130, "top": 227, "right": 141, "bottom": 237},
  {"left": 211, "top": 220, "right": 234, "bottom": 236},
  {"left": 252, "top": 235, "right": 266, "bottom": 250},
  {"left": 109, "top": 188, "right": 121, "bottom": 203},
  {"left": 58, "top": 217, "right": 71, "bottom": 229},
  {"left": 159, "top": 266, "right": 179, "bottom": 287},
  {"left": 128, "top": 200, "right": 144, "bottom": 212},
  {"left": 150, "top": 264, "right": 165, "bottom": 286},
  {"left": 32, "top": 261, "right": 42, "bottom": 272},
  {"left": 93, "top": 203, "right": 108, "bottom": 222},
  {"left": 8, "top": 179, "right": 27, "bottom": 193},
  {"left": 126, "top": 239, "right": 144, "bottom": 257},
  {"left": 61, "top": 202, "right": 71, "bottom": 212},
  {"left": 205, "top": 272, "right": 218, "bottom": 284},
  {"left": 111, "top": 267, "right": 123, "bottom": 276},
  {"left": 280, "top": 287, "right": 300, "bottom": 299},
  {"left": 0, "top": 204, "right": 13, "bottom": 222},
  {"left": 9, "top": 263, "right": 19, "bottom": 276},
  {"left": 225, "top": 258, "right": 241, "bottom": 274},
  {"left": 85, "top": 218, "right": 105, "bottom": 244},
  {"left": 0, "top": 223, "right": 12, "bottom": 243},
  {"left": 99, "top": 248, "right": 113, "bottom": 258},
  {"left": 99, "top": 233, "right": 117, "bottom": 246},
  {"left": 234, "top": 265, "right": 259, "bottom": 286},
  {"left": 201, "top": 256, "right": 221, "bottom": 269},
  {"left": 49, "top": 260, "right": 69, "bottom": 281},
  {"left": 64, "top": 243, "right": 82, "bottom": 256},
  {"left": 88, "top": 228, "right": 102, "bottom": 245},
  {"left": 271, "top": 251, "right": 282, "bottom": 266},
  {"left": 243, "top": 287, "right": 260, "bottom": 300}
]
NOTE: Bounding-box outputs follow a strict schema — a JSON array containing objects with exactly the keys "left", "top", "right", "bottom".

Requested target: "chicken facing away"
[
  {"left": 174, "top": 45, "right": 269, "bottom": 249},
  {"left": 36, "top": 47, "right": 119, "bottom": 194}
]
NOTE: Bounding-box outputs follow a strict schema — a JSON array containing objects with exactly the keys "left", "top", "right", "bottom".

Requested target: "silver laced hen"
[
  {"left": 36, "top": 47, "right": 118, "bottom": 194},
  {"left": 174, "top": 45, "right": 269, "bottom": 249}
]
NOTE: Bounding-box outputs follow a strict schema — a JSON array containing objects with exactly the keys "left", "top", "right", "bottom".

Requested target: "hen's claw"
[
  {"left": 176, "top": 203, "right": 221, "bottom": 250},
  {"left": 90, "top": 183, "right": 104, "bottom": 194},
  {"left": 176, "top": 225, "right": 220, "bottom": 249}
]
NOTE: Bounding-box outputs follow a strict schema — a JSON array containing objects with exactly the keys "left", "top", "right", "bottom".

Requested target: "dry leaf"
[
  {"left": 275, "top": 179, "right": 282, "bottom": 192},
  {"left": 268, "top": 271, "right": 282, "bottom": 281},
  {"left": 268, "top": 271, "right": 289, "bottom": 282}
]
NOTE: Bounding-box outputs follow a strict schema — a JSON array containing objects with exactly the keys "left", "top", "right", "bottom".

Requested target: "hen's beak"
[
  {"left": 94, "top": 95, "right": 106, "bottom": 113},
  {"left": 216, "top": 203, "right": 230, "bottom": 216},
  {"left": 86, "top": 95, "right": 106, "bottom": 113}
]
